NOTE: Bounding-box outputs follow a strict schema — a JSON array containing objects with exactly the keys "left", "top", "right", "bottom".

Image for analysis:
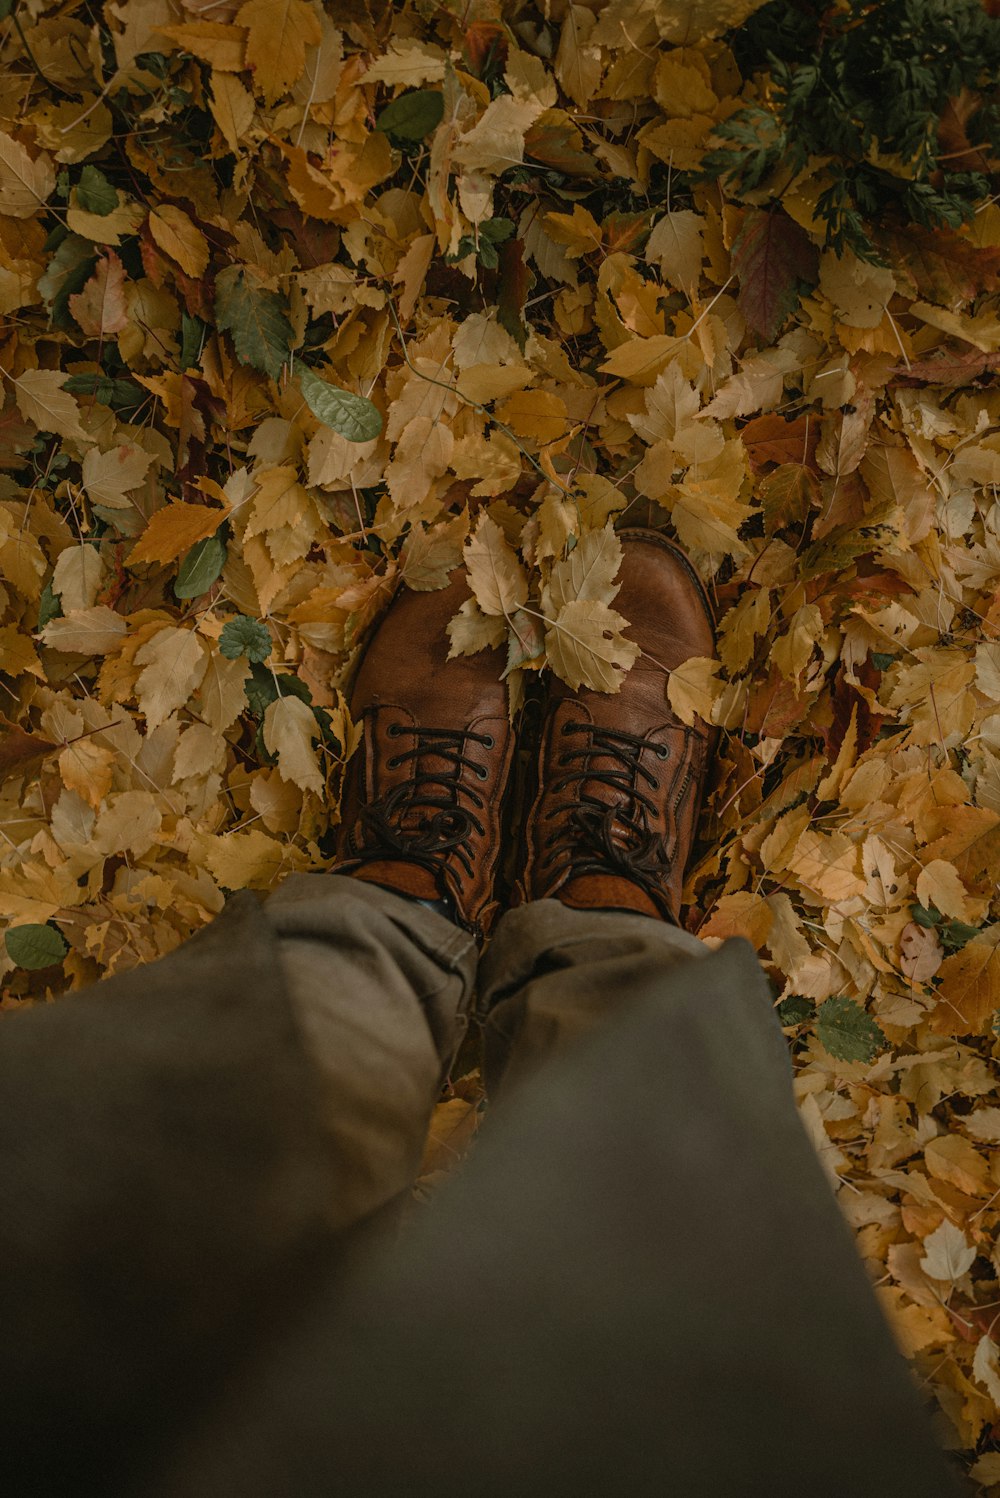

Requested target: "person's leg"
[
  {"left": 141, "top": 933, "right": 964, "bottom": 1498},
  {"left": 1, "top": 562, "right": 514, "bottom": 1497}
]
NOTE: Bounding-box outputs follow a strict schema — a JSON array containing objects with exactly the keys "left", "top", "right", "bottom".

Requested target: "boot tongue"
[{"left": 557, "top": 874, "right": 662, "bottom": 920}]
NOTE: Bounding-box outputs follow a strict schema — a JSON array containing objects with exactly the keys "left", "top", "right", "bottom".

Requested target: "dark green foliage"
[
  {"left": 5, "top": 922, "right": 67, "bottom": 969},
  {"left": 376, "top": 89, "right": 444, "bottom": 142},
  {"left": 219, "top": 614, "right": 272, "bottom": 663},
  {"left": 704, "top": 0, "right": 1000, "bottom": 259},
  {"left": 174, "top": 534, "right": 226, "bottom": 599},
  {"left": 816, "top": 994, "right": 887, "bottom": 1063}
]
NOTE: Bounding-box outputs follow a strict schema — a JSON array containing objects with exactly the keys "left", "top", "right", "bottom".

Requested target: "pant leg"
[
  {"left": 266, "top": 873, "right": 477, "bottom": 1233},
  {"left": 477, "top": 897, "right": 707, "bottom": 1096},
  {"left": 144, "top": 912, "right": 965, "bottom": 1498},
  {"left": 0, "top": 875, "right": 476, "bottom": 1497}
]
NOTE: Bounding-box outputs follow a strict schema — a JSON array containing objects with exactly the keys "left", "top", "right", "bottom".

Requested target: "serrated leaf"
[
  {"left": 175, "top": 534, "right": 227, "bottom": 599},
  {"left": 214, "top": 265, "right": 293, "bottom": 379},
  {"left": 5, "top": 922, "right": 67, "bottom": 969},
  {"left": 732, "top": 209, "right": 818, "bottom": 344},
  {"left": 219, "top": 615, "right": 273, "bottom": 663},
  {"left": 76, "top": 165, "right": 117, "bottom": 216},
  {"left": 464, "top": 514, "right": 529, "bottom": 617},
  {"left": 544, "top": 598, "right": 640, "bottom": 693},
  {"left": 375, "top": 88, "right": 444, "bottom": 141},
  {"left": 298, "top": 365, "right": 383, "bottom": 442},
  {"left": 815, "top": 995, "right": 886, "bottom": 1063}
]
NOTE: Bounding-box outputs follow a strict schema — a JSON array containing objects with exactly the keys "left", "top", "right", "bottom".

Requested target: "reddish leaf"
[
  {"left": 893, "top": 343, "right": 1000, "bottom": 386},
  {"left": 741, "top": 412, "right": 819, "bottom": 471},
  {"left": 0, "top": 716, "right": 58, "bottom": 786},
  {"left": 731, "top": 210, "right": 818, "bottom": 343},
  {"left": 878, "top": 224, "right": 1000, "bottom": 308},
  {"left": 524, "top": 117, "right": 599, "bottom": 177},
  {"left": 497, "top": 236, "right": 532, "bottom": 351},
  {"left": 463, "top": 20, "right": 507, "bottom": 78}
]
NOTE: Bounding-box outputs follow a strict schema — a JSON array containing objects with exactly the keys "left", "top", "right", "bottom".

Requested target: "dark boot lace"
[
  {"left": 353, "top": 723, "right": 495, "bottom": 884},
  {"left": 541, "top": 721, "right": 676, "bottom": 890}
]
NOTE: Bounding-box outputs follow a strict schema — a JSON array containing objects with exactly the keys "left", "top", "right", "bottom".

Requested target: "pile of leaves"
[{"left": 1, "top": 0, "right": 999, "bottom": 1479}]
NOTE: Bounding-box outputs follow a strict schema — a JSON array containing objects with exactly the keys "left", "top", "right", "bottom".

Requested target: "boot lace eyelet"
[
  {"left": 481, "top": 734, "right": 495, "bottom": 749},
  {"left": 475, "top": 764, "right": 489, "bottom": 780},
  {"left": 655, "top": 744, "right": 669, "bottom": 759},
  {"left": 387, "top": 755, "right": 401, "bottom": 769},
  {"left": 387, "top": 723, "right": 403, "bottom": 738}
]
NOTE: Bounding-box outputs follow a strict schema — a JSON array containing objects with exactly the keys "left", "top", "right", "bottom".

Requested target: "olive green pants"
[{"left": 0, "top": 875, "right": 964, "bottom": 1497}]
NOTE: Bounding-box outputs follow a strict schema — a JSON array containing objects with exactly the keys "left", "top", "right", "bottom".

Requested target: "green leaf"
[
  {"left": 37, "top": 581, "right": 61, "bottom": 630},
  {"left": 245, "top": 661, "right": 312, "bottom": 716},
  {"left": 299, "top": 365, "right": 383, "bottom": 443},
  {"left": 871, "top": 651, "right": 896, "bottom": 671},
  {"left": 911, "top": 902, "right": 941, "bottom": 928},
  {"left": 776, "top": 994, "right": 814, "bottom": 1026},
  {"left": 940, "top": 919, "right": 981, "bottom": 953},
  {"left": 61, "top": 373, "right": 145, "bottom": 412},
  {"left": 5, "top": 923, "right": 68, "bottom": 970},
  {"left": 219, "top": 615, "right": 272, "bottom": 663},
  {"left": 214, "top": 266, "right": 293, "bottom": 380},
  {"left": 175, "top": 534, "right": 227, "bottom": 599},
  {"left": 180, "top": 312, "right": 206, "bottom": 372},
  {"left": 76, "top": 165, "right": 118, "bottom": 216},
  {"left": 731, "top": 209, "right": 818, "bottom": 343},
  {"left": 0, "top": 0, "right": 15, "bottom": 21},
  {"left": 375, "top": 89, "right": 444, "bottom": 142},
  {"left": 815, "top": 995, "right": 886, "bottom": 1064}
]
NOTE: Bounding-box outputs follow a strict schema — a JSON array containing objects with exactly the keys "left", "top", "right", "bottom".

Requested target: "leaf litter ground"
[{"left": 0, "top": 0, "right": 999, "bottom": 1481}]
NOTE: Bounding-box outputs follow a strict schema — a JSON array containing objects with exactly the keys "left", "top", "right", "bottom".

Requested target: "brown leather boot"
[
  {"left": 332, "top": 571, "right": 515, "bottom": 938},
  {"left": 519, "top": 529, "right": 717, "bottom": 922}
]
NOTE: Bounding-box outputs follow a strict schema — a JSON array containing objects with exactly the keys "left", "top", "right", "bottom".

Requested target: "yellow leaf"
[
  {"left": 129, "top": 503, "right": 229, "bottom": 567},
  {"left": 916, "top": 860, "right": 972, "bottom": 923},
  {"left": 543, "top": 204, "right": 603, "bottom": 258},
  {"left": 542, "top": 526, "right": 623, "bottom": 614},
  {"left": 447, "top": 598, "right": 506, "bottom": 658},
  {"left": 199, "top": 827, "right": 291, "bottom": 891},
  {"left": 134, "top": 627, "right": 208, "bottom": 733},
  {"left": 52, "top": 545, "right": 106, "bottom": 611},
  {"left": 929, "top": 933, "right": 1000, "bottom": 1036},
  {"left": 0, "top": 131, "right": 55, "bottom": 217},
  {"left": 651, "top": 0, "right": 771, "bottom": 44},
  {"left": 14, "top": 369, "right": 89, "bottom": 441},
  {"left": 148, "top": 204, "right": 210, "bottom": 278},
  {"left": 555, "top": 4, "right": 603, "bottom": 107},
  {"left": 924, "top": 1134, "right": 991, "bottom": 1197},
  {"left": 702, "top": 892, "right": 774, "bottom": 948},
  {"left": 209, "top": 73, "right": 256, "bottom": 154},
  {"left": 263, "top": 694, "right": 324, "bottom": 794},
  {"left": 197, "top": 651, "right": 251, "bottom": 735},
  {"left": 236, "top": 0, "right": 322, "bottom": 105},
  {"left": 40, "top": 606, "right": 127, "bottom": 655},
  {"left": 58, "top": 738, "right": 115, "bottom": 811},
  {"left": 155, "top": 21, "right": 248, "bottom": 71},
  {"left": 666, "top": 655, "right": 722, "bottom": 726},
  {"left": 544, "top": 598, "right": 639, "bottom": 692},
  {"left": 81, "top": 443, "right": 154, "bottom": 509},
  {"left": 646, "top": 209, "right": 704, "bottom": 290},
  {"left": 495, "top": 389, "right": 568, "bottom": 443},
  {"left": 464, "top": 514, "right": 529, "bottom": 617}
]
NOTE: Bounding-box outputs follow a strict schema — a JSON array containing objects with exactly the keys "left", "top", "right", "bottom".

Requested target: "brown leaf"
[
  {"left": 731, "top": 209, "right": 818, "bottom": 344},
  {"left": 899, "top": 921, "right": 944, "bottom": 982},
  {"left": 128, "top": 503, "right": 229, "bottom": 567},
  {"left": 741, "top": 412, "right": 818, "bottom": 471},
  {"left": 0, "top": 716, "right": 58, "bottom": 786},
  {"left": 68, "top": 252, "right": 129, "bottom": 336},
  {"left": 929, "top": 936, "right": 1000, "bottom": 1037}
]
